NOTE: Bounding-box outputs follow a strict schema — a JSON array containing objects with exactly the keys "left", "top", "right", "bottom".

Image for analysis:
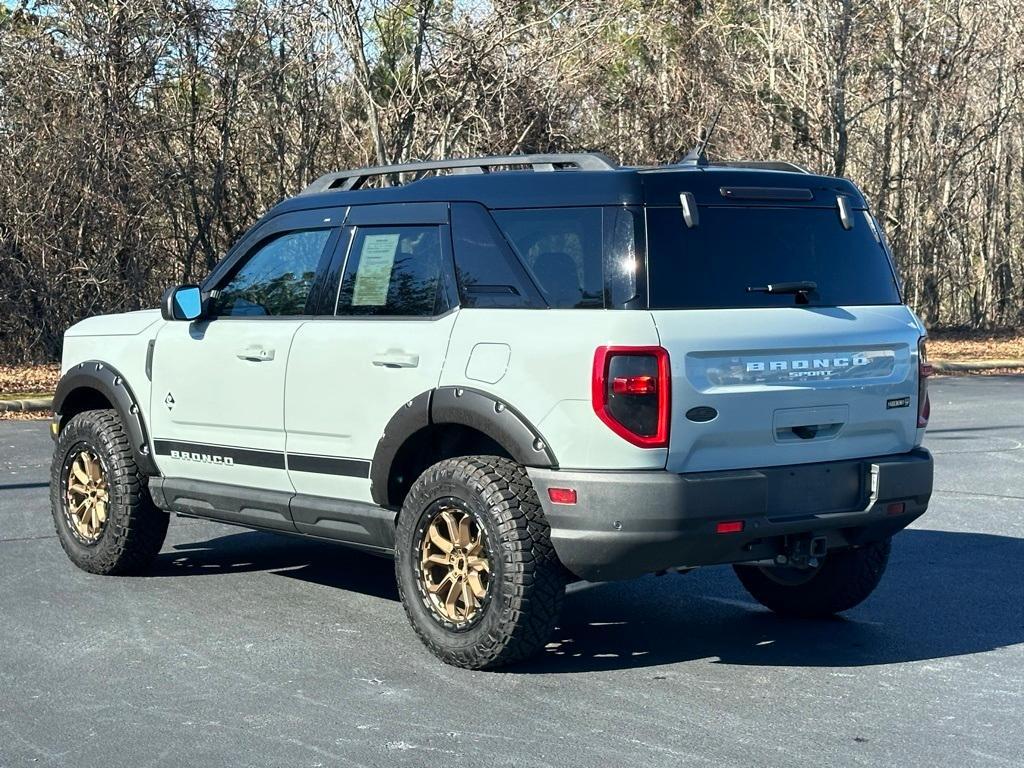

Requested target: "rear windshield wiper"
[{"left": 746, "top": 281, "right": 817, "bottom": 304}]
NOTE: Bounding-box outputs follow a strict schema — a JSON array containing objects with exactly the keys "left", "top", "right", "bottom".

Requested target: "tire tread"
[
  {"left": 395, "top": 456, "right": 564, "bottom": 669},
  {"left": 50, "top": 409, "right": 168, "bottom": 575}
]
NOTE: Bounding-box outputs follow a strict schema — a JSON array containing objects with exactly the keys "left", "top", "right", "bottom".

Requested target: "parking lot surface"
[{"left": 1, "top": 376, "right": 1021, "bottom": 767}]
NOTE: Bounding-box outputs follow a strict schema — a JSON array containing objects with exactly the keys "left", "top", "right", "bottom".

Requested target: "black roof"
[{"left": 268, "top": 155, "right": 867, "bottom": 218}]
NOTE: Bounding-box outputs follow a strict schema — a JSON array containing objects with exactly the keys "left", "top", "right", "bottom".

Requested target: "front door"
[{"left": 150, "top": 215, "right": 340, "bottom": 500}]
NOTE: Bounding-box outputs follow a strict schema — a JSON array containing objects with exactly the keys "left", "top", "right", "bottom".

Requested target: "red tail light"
[
  {"left": 592, "top": 346, "right": 670, "bottom": 448},
  {"left": 918, "top": 337, "right": 932, "bottom": 428}
]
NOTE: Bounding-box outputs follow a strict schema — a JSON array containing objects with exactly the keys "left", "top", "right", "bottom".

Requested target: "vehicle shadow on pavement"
[
  {"left": 150, "top": 530, "right": 400, "bottom": 601},
  {"left": 516, "top": 528, "right": 1024, "bottom": 673},
  {"left": 147, "top": 527, "right": 1022, "bottom": 673}
]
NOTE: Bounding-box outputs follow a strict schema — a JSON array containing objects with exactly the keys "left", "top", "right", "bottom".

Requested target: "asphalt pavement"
[{"left": 1, "top": 376, "right": 1021, "bottom": 768}]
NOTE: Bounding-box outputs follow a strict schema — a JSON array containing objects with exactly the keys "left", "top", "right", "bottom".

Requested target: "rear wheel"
[
  {"left": 50, "top": 409, "right": 168, "bottom": 575},
  {"left": 395, "top": 456, "right": 565, "bottom": 669},
  {"left": 733, "top": 538, "right": 891, "bottom": 617}
]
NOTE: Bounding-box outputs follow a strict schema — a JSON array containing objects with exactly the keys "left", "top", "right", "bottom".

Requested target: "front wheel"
[
  {"left": 395, "top": 456, "right": 565, "bottom": 669},
  {"left": 50, "top": 409, "right": 169, "bottom": 575},
  {"left": 733, "top": 538, "right": 892, "bottom": 618}
]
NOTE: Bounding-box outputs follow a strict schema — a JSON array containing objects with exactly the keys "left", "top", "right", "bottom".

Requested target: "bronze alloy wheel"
[
  {"left": 64, "top": 447, "right": 109, "bottom": 543},
  {"left": 395, "top": 457, "right": 566, "bottom": 668},
  {"left": 417, "top": 502, "right": 491, "bottom": 626}
]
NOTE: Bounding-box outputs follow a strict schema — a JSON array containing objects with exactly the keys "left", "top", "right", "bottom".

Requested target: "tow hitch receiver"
[{"left": 777, "top": 535, "right": 829, "bottom": 567}]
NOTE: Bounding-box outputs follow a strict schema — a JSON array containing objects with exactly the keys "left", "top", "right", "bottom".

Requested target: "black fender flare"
[
  {"left": 369, "top": 386, "right": 557, "bottom": 507},
  {"left": 53, "top": 360, "right": 159, "bottom": 476}
]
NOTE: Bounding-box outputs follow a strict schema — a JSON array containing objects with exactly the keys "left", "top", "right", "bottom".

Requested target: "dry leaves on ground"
[
  {"left": 0, "top": 363, "right": 60, "bottom": 395},
  {"left": 928, "top": 330, "right": 1024, "bottom": 361}
]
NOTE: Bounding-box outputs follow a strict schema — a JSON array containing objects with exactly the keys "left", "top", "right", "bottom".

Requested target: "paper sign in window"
[{"left": 352, "top": 233, "right": 400, "bottom": 306}]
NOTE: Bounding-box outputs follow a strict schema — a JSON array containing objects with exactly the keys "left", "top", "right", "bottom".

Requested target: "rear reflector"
[
  {"left": 547, "top": 487, "right": 577, "bottom": 505},
  {"left": 716, "top": 520, "right": 744, "bottom": 534},
  {"left": 886, "top": 502, "right": 906, "bottom": 516}
]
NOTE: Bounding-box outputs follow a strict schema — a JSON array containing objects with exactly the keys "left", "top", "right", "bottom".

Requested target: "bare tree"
[{"left": 1, "top": 0, "right": 1023, "bottom": 362}]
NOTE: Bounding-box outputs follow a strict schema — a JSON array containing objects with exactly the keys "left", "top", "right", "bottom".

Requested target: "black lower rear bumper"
[{"left": 527, "top": 448, "right": 933, "bottom": 581}]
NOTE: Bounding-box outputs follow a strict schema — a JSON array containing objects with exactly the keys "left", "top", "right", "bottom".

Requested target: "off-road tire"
[
  {"left": 50, "top": 409, "right": 168, "bottom": 575},
  {"left": 395, "top": 456, "right": 565, "bottom": 669},
  {"left": 733, "top": 538, "right": 892, "bottom": 618}
]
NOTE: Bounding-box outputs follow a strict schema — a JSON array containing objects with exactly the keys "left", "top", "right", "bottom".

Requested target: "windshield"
[{"left": 645, "top": 206, "right": 901, "bottom": 309}]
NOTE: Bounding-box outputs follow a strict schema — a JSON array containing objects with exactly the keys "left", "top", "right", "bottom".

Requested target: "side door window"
[
  {"left": 210, "top": 229, "right": 334, "bottom": 317},
  {"left": 335, "top": 225, "right": 449, "bottom": 316}
]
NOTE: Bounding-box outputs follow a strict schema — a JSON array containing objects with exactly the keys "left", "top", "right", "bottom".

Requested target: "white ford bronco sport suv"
[{"left": 50, "top": 152, "right": 934, "bottom": 669}]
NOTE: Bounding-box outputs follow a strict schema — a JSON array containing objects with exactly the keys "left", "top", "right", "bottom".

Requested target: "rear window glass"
[
  {"left": 646, "top": 206, "right": 901, "bottom": 309},
  {"left": 492, "top": 208, "right": 603, "bottom": 308}
]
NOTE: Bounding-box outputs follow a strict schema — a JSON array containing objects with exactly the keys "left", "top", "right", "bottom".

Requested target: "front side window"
[
  {"left": 491, "top": 208, "right": 603, "bottom": 308},
  {"left": 336, "top": 225, "right": 445, "bottom": 316},
  {"left": 210, "top": 229, "right": 332, "bottom": 317}
]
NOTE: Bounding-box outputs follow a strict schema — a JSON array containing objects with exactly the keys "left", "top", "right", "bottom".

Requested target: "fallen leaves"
[
  {"left": 928, "top": 330, "right": 1024, "bottom": 362},
  {"left": 0, "top": 364, "right": 60, "bottom": 396}
]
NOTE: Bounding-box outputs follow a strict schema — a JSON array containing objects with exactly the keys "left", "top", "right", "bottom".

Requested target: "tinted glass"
[
  {"left": 336, "top": 226, "right": 443, "bottom": 316},
  {"left": 646, "top": 206, "right": 901, "bottom": 309},
  {"left": 450, "top": 204, "right": 543, "bottom": 309},
  {"left": 604, "top": 206, "right": 646, "bottom": 309},
  {"left": 211, "top": 229, "right": 331, "bottom": 316},
  {"left": 492, "top": 208, "right": 603, "bottom": 308}
]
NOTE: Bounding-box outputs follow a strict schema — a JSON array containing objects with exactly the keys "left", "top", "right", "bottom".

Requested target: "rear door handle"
[
  {"left": 236, "top": 345, "right": 275, "bottom": 362},
  {"left": 372, "top": 350, "right": 420, "bottom": 369}
]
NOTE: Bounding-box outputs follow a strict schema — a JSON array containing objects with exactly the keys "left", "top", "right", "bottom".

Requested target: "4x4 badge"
[{"left": 887, "top": 396, "right": 911, "bottom": 409}]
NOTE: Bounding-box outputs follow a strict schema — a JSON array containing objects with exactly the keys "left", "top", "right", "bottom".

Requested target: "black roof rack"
[
  {"left": 710, "top": 160, "right": 811, "bottom": 174},
  {"left": 301, "top": 152, "right": 619, "bottom": 195}
]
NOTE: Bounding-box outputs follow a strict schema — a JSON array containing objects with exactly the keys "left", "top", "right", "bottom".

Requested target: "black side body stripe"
[
  {"left": 153, "top": 439, "right": 370, "bottom": 477},
  {"left": 288, "top": 453, "right": 371, "bottom": 478}
]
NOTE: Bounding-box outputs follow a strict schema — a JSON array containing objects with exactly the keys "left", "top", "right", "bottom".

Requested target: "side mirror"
[{"left": 161, "top": 285, "right": 203, "bottom": 321}]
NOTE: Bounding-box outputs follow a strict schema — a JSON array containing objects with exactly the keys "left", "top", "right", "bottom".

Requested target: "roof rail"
[
  {"left": 301, "top": 153, "right": 619, "bottom": 195},
  {"left": 710, "top": 160, "right": 811, "bottom": 174}
]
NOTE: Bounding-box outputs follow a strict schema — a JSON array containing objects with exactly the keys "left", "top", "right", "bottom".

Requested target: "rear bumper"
[{"left": 528, "top": 448, "right": 933, "bottom": 581}]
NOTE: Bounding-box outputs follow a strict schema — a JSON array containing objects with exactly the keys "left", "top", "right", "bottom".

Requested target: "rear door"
[
  {"left": 284, "top": 203, "right": 458, "bottom": 505},
  {"left": 642, "top": 173, "right": 924, "bottom": 474}
]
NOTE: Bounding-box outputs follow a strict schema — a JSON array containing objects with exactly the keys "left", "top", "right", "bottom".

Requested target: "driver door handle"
[
  {"left": 372, "top": 350, "right": 420, "bottom": 369},
  {"left": 236, "top": 345, "right": 275, "bottom": 362}
]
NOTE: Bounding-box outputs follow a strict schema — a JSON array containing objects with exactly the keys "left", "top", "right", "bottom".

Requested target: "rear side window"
[
  {"left": 492, "top": 208, "right": 603, "bottom": 308},
  {"left": 450, "top": 204, "right": 544, "bottom": 309},
  {"left": 336, "top": 226, "right": 446, "bottom": 316},
  {"left": 646, "top": 206, "right": 901, "bottom": 309}
]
